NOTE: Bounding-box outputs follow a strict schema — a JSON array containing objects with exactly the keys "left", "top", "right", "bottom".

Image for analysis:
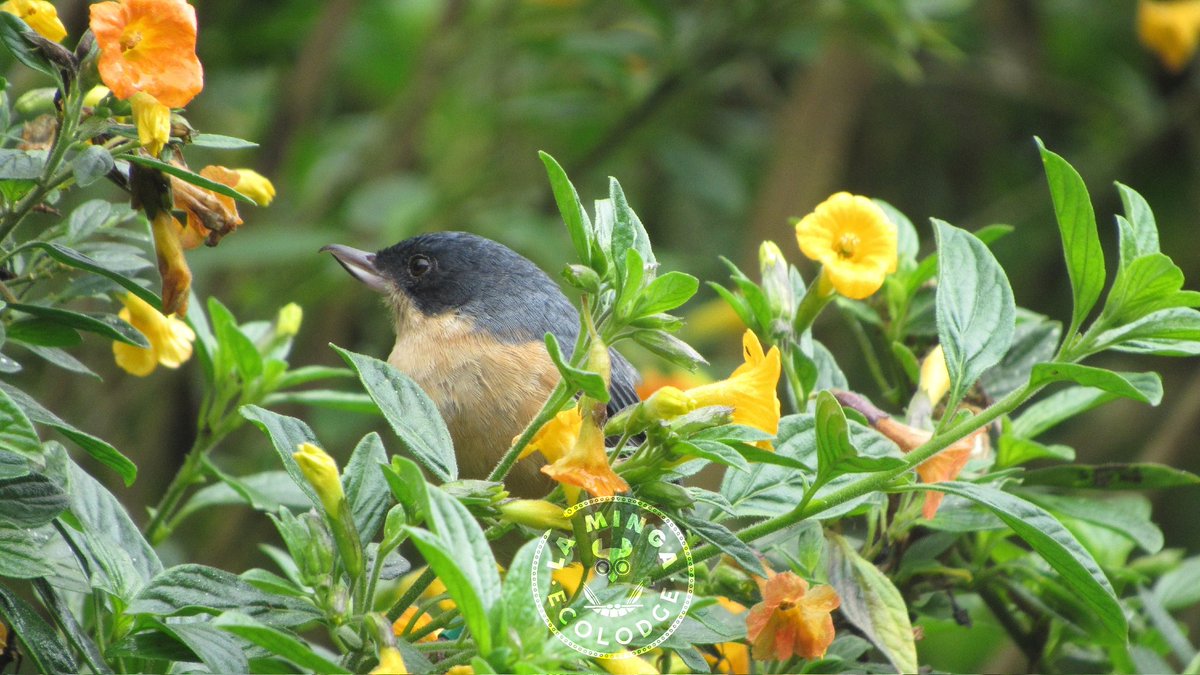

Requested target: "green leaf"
[
  {"left": 1037, "top": 138, "right": 1106, "bottom": 337},
  {"left": 1029, "top": 363, "right": 1162, "bottom": 405},
  {"left": 156, "top": 620, "right": 251, "bottom": 675},
  {"left": 262, "top": 390, "right": 379, "bottom": 414},
  {"left": 1154, "top": 556, "right": 1200, "bottom": 611},
  {"left": 672, "top": 511, "right": 764, "bottom": 575},
  {"left": 1019, "top": 490, "right": 1163, "bottom": 554},
  {"left": 0, "top": 13, "right": 57, "bottom": 78},
  {"left": 0, "top": 385, "right": 42, "bottom": 457},
  {"left": 125, "top": 154, "right": 257, "bottom": 204},
  {"left": 208, "top": 297, "right": 263, "bottom": 380},
  {"left": 997, "top": 433, "right": 1075, "bottom": 468},
  {"left": 343, "top": 432, "right": 391, "bottom": 546},
  {"left": 630, "top": 330, "right": 706, "bottom": 370},
  {"left": 332, "top": 345, "right": 457, "bottom": 481},
  {"left": 933, "top": 219, "right": 1016, "bottom": 407},
  {"left": 128, "top": 564, "right": 321, "bottom": 627},
  {"left": 190, "top": 133, "right": 260, "bottom": 149},
  {"left": 900, "top": 480, "right": 1127, "bottom": 644},
  {"left": 1115, "top": 182, "right": 1159, "bottom": 268},
  {"left": 0, "top": 449, "right": 26, "bottom": 479},
  {"left": 214, "top": 611, "right": 349, "bottom": 673},
  {"left": 544, "top": 332, "right": 609, "bottom": 403},
  {"left": 1011, "top": 385, "right": 1116, "bottom": 438},
  {"left": 21, "top": 242, "right": 161, "bottom": 308},
  {"left": 539, "top": 151, "right": 592, "bottom": 265},
  {"left": 636, "top": 271, "right": 698, "bottom": 316},
  {"left": 0, "top": 383, "right": 136, "bottom": 485},
  {"left": 673, "top": 440, "right": 750, "bottom": 473},
  {"left": 608, "top": 177, "right": 656, "bottom": 273},
  {"left": 66, "top": 460, "right": 162, "bottom": 581},
  {"left": 381, "top": 455, "right": 430, "bottom": 526},
  {"left": 0, "top": 473, "right": 67, "bottom": 526},
  {"left": 405, "top": 486, "right": 501, "bottom": 655},
  {"left": 827, "top": 533, "right": 918, "bottom": 674},
  {"left": 71, "top": 144, "right": 114, "bottom": 187},
  {"left": 875, "top": 198, "right": 920, "bottom": 267},
  {"left": 1022, "top": 463, "right": 1200, "bottom": 490},
  {"left": 1100, "top": 253, "right": 1200, "bottom": 327},
  {"left": 273, "top": 365, "right": 355, "bottom": 389},
  {"left": 0, "top": 524, "right": 56, "bottom": 577},
  {"left": 8, "top": 302, "right": 150, "bottom": 347},
  {"left": 1094, "top": 307, "right": 1200, "bottom": 354},
  {"left": 174, "top": 470, "right": 311, "bottom": 526},
  {"left": 0, "top": 584, "right": 78, "bottom": 674},
  {"left": 815, "top": 390, "right": 855, "bottom": 478},
  {"left": 980, "top": 315, "right": 1061, "bottom": 399},
  {"left": 496, "top": 538, "right": 552, "bottom": 656},
  {"left": 6, "top": 318, "right": 81, "bottom": 347},
  {"left": 240, "top": 406, "right": 322, "bottom": 508}
]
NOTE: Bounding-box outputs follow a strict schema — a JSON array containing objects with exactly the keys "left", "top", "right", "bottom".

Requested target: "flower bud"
[
  {"left": 759, "top": 240, "right": 794, "bottom": 321},
  {"left": 276, "top": 302, "right": 303, "bottom": 338},
  {"left": 643, "top": 386, "right": 696, "bottom": 422},
  {"left": 918, "top": 345, "right": 950, "bottom": 407},
  {"left": 293, "top": 442, "right": 344, "bottom": 520},
  {"left": 233, "top": 169, "right": 276, "bottom": 206},
  {"left": 587, "top": 338, "right": 611, "bottom": 388},
  {"left": 498, "top": 499, "right": 570, "bottom": 530},
  {"left": 562, "top": 263, "right": 601, "bottom": 293},
  {"left": 14, "top": 87, "right": 57, "bottom": 116},
  {"left": 83, "top": 85, "right": 110, "bottom": 108}
]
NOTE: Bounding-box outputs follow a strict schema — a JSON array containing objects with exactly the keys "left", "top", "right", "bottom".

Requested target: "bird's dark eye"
[{"left": 408, "top": 254, "right": 432, "bottom": 277}]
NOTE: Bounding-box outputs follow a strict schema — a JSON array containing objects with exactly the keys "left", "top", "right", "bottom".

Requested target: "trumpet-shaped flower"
[
  {"left": 112, "top": 292, "right": 194, "bottom": 376},
  {"left": 746, "top": 571, "right": 840, "bottom": 661},
  {"left": 685, "top": 330, "right": 782, "bottom": 448},
  {"left": 149, "top": 210, "right": 192, "bottom": 316},
  {"left": 293, "top": 443, "right": 344, "bottom": 520},
  {"left": 795, "top": 192, "right": 897, "bottom": 300},
  {"left": 521, "top": 405, "right": 629, "bottom": 497},
  {"left": 90, "top": 0, "right": 204, "bottom": 108},
  {"left": 172, "top": 166, "right": 243, "bottom": 248},
  {"left": 1138, "top": 0, "right": 1200, "bottom": 72},
  {"left": 874, "top": 416, "right": 986, "bottom": 519},
  {"left": 1, "top": 0, "right": 66, "bottom": 42}
]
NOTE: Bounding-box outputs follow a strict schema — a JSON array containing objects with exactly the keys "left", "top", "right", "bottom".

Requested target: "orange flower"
[
  {"left": 172, "top": 166, "right": 243, "bottom": 248},
  {"left": 392, "top": 606, "right": 438, "bottom": 643},
  {"left": 89, "top": 0, "right": 204, "bottom": 108},
  {"left": 746, "top": 571, "right": 840, "bottom": 661},
  {"left": 522, "top": 404, "right": 629, "bottom": 497},
  {"left": 149, "top": 210, "right": 192, "bottom": 316},
  {"left": 874, "top": 417, "right": 986, "bottom": 519}
]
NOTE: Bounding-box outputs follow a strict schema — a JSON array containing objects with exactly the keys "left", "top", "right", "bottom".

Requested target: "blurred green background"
[{"left": 6, "top": 0, "right": 1200, "bottom": 669}]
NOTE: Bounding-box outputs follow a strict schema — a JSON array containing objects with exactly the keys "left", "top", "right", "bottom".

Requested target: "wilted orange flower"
[
  {"left": 1, "top": 0, "right": 66, "bottom": 42},
  {"left": 149, "top": 210, "right": 192, "bottom": 315},
  {"left": 1138, "top": 0, "right": 1200, "bottom": 72},
  {"left": 746, "top": 571, "right": 840, "bottom": 661},
  {"left": 684, "top": 330, "right": 782, "bottom": 448},
  {"left": 521, "top": 404, "right": 629, "bottom": 497},
  {"left": 112, "top": 292, "right": 194, "bottom": 376},
  {"left": 874, "top": 417, "right": 986, "bottom": 519},
  {"left": 392, "top": 606, "right": 438, "bottom": 643},
  {"left": 172, "top": 166, "right": 242, "bottom": 249},
  {"left": 90, "top": 0, "right": 204, "bottom": 108},
  {"left": 796, "top": 192, "right": 897, "bottom": 300}
]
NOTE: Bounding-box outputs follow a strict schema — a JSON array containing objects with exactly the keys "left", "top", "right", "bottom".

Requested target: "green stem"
[
  {"left": 653, "top": 382, "right": 1038, "bottom": 579},
  {"left": 388, "top": 568, "right": 436, "bottom": 623},
  {"left": 144, "top": 428, "right": 217, "bottom": 544},
  {"left": 779, "top": 343, "right": 805, "bottom": 414},
  {"left": 487, "top": 382, "right": 574, "bottom": 482}
]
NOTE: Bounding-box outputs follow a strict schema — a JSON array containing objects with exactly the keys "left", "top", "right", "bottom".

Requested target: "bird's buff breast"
[{"left": 386, "top": 309, "right": 559, "bottom": 495}]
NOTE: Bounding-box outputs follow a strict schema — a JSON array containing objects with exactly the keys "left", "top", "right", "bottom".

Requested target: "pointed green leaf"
[
  {"left": 1037, "top": 139, "right": 1105, "bottom": 336},
  {"left": 0, "top": 584, "right": 78, "bottom": 674},
  {"left": 544, "top": 332, "right": 609, "bottom": 403},
  {"left": 125, "top": 154, "right": 256, "bottom": 204},
  {"left": 214, "top": 611, "right": 349, "bottom": 673},
  {"left": 827, "top": 533, "right": 918, "bottom": 673},
  {"left": 933, "top": 219, "right": 1016, "bottom": 406},
  {"left": 1029, "top": 363, "right": 1162, "bottom": 405},
  {"left": 343, "top": 432, "right": 390, "bottom": 545},
  {"left": 1115, "top": 182, "right": 1159, "bottom": 269},
  {"left": 1022, "top": 463, "right": 1200, "bottom": 490},
  {"left": 333, "top": 346, "right": 457, "bottom": 481},
  {"left": 539, "top": 151, "right": 592, "bottom": 265}
]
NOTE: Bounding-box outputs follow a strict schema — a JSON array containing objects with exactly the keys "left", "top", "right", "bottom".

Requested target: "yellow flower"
[
  {"left": 1138, "top": 0, "right": 1200, "bottom": 72},
  {"left": 795, "top": 192, "right": 897, "bottom": 300},
  {"left": 519, "top": 408, "right": 583, "bottom": 464},
  {"left": 293, "top": 442, "right": 344, "bottom": 519},
  {"left": 112, "top": 292, "right": 194, "bottom": 376},
  {"left": 129, "top": 91, "right": 171, "bottom": 157},
  {"left": 685, "top": 330, "right": 782, "bottom": 448},
  {"left": 232, "top": 169, "right": 276, "bottom": 206},
  {"left": 149, "top": 210, "right": 192, "bottom": 316},
  {"left": 1, "top": 0, "right": 66, "bottom": 42},
  {"left": 918, "top": 344, "right": 950, "bottom": 407},
  {"left": 370, "top": 646, "right": 407, "bottom": 675},
  {"left": 276, "top": 303, "right": 303, "bottom": 337},
  {"left": 498, "top": 499, "right": 571, "bottom": 530},
  {"left": 392, "top": 606, "right": 438, "bottom": 643},
  {"left": 541, "top": 405, "right": 630, "bottom": 498},
  {"left": 597, "top": 652, "right": 659, "bottom": 674},
  {"left": 445, "top": 666, "right": 474, "bottom": 675},
  {"left": 706, "top": 598, "right": 750, "bottom": 674},
  {"left": 89, "top": 0, "right": 204, "bottom": 108},
  {"left": 746, "top": 571, "right": 840, "bottom": 661}
]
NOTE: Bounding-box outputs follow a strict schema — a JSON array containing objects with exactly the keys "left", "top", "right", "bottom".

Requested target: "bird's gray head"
[{"left": 322, "top": 231, "right": 570, "bottom": 342}]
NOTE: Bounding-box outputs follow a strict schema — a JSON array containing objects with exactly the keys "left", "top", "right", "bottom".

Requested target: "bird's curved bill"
[{"left": 321, "top": 244, "right": 390, "bottom": 293}]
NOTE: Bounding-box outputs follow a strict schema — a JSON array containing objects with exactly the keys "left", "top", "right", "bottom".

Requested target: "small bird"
[{"left": 322, "top": 232, "right": 640, "bottom": 497}]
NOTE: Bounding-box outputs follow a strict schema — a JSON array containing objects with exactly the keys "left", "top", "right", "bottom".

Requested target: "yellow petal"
[
  {"left": 918, "top": 345, "right": 950, "bottom": 407},
  {"left": 130, "top": 92, "right": 171, "bottom": 157},
  {"left": 112, "top": 339, "right": 158, "bottom": 376},
  {"left": 370, "top": 646, "right": 407, "bottom": 675},
  {"left": 520, "top": 408, "right": 582, "bottom": 463},
  {"left": 276, "top": 303, "right": 303, "bottom": 337},
  {"left": 149, "top": 210, "right": 192, "bottom": 316},
  {"left": 233, "top": 169, "right": 276, "bottom": 206},
  {"left": 112, "top": 293, "right": 195, "bottom": 375},
  {"left": 541, "top": 407, "right": 629, "bottom": 497},
  {"left": 1, "top": 0, "right": 67, "bottom": 42},
  {"left": 84, "top": 85, "right": 111, "bottom": 108},
  {"left": 687, "top": 331, "right": 781, "bottom": 445},
  {"left": 293, "top": 442, "right": 344, "bottom": 519}
]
